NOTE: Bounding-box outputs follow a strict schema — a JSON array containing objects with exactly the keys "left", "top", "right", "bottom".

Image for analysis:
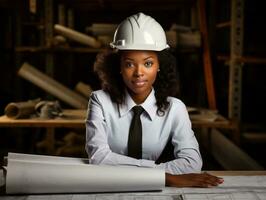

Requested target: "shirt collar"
[{"left": 119, "top": 88, "right": 157, "bottom": 121}]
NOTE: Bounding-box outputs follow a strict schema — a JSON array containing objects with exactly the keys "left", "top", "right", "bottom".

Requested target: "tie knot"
[{"left": 132, "top": 106, "right": 144, "bottom": 116}]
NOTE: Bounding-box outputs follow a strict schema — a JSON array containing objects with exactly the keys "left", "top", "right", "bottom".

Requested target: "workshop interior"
[{"left": 0, "top": 0, "right": 266, "bottom": 171}]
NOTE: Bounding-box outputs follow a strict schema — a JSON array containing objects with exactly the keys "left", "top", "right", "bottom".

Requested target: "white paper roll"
[{"left": 5, "top": 153, "right": 165, "bottom": 194}]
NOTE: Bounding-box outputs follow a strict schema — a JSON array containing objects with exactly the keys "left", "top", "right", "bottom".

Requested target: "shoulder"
[
  {"left": 90, "top": 90, "right": 112, "bottom": 105},
  {"left": 88, "top": 90, "right": 115, "bottom": 116},
  {"left": 91, "top": 90, "right": 110, "bottom": 100},
  {"left": 89, "top": 89, "right": 119, "bottom": 119},
  {"left": 166, "top": 96, "right": 188, "bottom": 115},
  {"left": 167, "top": 96, "right": 186, "bottom": 109},
  {"left": 165, "top": 97, "right": 191, "bottom": 126}
]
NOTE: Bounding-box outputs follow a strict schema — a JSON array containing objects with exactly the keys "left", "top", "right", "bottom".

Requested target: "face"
[{"left": 120, "top": 50, "right": 159, "bottom": 104}]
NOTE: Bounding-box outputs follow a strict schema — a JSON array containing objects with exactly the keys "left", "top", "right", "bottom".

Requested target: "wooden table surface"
[{"left": 207, "top": 170, "right": 266, "bottom": 176}]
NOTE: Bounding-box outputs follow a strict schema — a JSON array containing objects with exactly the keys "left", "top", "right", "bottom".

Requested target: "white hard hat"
[{"left": 110, "top": 13, "right": 169, "bottom": 51}]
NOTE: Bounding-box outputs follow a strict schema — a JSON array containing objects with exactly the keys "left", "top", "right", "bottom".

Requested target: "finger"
[
  {"left": 202, "top": 173, "right": 224, "bottom": 184},
  {"left": 198, "top": 174, "right": 223, "bottom": 186},
  {"left": 208, "top": 175, "right": 223, "bottom": 182},
  {"left": 199, "top": 178, "right": 221, "bottom": 187}
]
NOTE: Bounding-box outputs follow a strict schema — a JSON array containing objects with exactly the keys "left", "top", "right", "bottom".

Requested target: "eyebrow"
[{"left": 123, "top": 56, "right": 154, "bottom": 61}]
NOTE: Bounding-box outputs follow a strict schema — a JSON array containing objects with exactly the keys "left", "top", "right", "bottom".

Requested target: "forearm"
[
  {"left": 156, "top": 149, "right": 202, "bottom": 174},
  {"left": 88, "top": 147, "right": 156, "bottom": 168},
  {"left": 165, "top": 173, "right": 175, "bottom": 186}
]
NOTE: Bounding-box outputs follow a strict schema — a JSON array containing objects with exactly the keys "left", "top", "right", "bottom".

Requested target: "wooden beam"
[{"left": 198, "top": 0, "right": 217, "bottom": 109}]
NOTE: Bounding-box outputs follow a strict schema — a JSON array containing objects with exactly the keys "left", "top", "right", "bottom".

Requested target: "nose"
[{"left": 133, "top": 65, "right": 144, "bottom": 77}]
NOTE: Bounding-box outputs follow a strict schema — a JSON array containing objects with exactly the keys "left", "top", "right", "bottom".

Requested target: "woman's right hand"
[{"left": 165, "top": 172, "right": 224, "bottom": 188}]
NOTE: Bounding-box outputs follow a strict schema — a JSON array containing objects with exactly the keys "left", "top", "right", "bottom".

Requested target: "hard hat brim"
[{"left": 110, "top": 43, "right": 169, "bottom": 51}]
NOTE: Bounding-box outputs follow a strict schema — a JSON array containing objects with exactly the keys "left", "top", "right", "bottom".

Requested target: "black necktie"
[{"left": 128, "top": 106, "right": 144, "bottom": 159}]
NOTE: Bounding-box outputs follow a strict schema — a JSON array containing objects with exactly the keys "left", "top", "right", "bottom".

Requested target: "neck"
[{"left": 128, "top": 89, "right": 152, "bottom": 105}]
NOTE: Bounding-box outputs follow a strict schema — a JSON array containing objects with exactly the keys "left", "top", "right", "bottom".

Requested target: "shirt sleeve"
[
  {"left": 85, "top": 92, "right": 156, "bottom": 168},
  {"left": 155, "top": 149, "right": 202, "bottom": 174},
  {"left": 154, "top": 102, "right": 203, "bottom": 174}
]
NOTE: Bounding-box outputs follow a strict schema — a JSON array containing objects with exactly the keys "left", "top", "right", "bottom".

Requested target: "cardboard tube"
[
  {"left": 75, "top": 82, "right": 92, "bottom": 98},
  {"left": 54, "top": 24, "right": 101, "bottom": 48},
  {"left": 4, "top": 99, "right": 40, "bottom": 119},
  {"left": 18, "top": 63, "right": 87, "bottom": 109}
]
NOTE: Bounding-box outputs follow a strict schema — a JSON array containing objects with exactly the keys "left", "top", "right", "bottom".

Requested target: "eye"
[
  {"left": 144, "top": 61, "right": 153, "bottom": 68},
  {"left": 125, "top": 62, "right": 134, "bottom": 68}
]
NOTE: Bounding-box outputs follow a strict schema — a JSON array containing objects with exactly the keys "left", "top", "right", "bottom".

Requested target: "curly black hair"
[{"left": 93, "top": 48, "right": 179, "bottom": 116}]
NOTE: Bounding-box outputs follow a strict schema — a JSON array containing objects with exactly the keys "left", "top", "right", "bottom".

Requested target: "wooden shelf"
[
  {"left": 22, "top": 22, "right": 44, "bottom": 30},
  {"left": 0, "top": 109, "right": 236, "bottom": 129},
  {"left": 217, "top": 55, "right": 266, "bottom": 64},
  {"left": 60, "top": 0, "right": 196, "bottom": 11},
  {"left": 15, "top": 46, "right": 105, "bottom": 53},
  {"left": 216, "top": 21, "right": 231, "bottom": 28},
  {"left": 0, "top": 109, "right": 86, "bottom": 128},
  {"left": 176, "top": 47, "right": 200, "bottom": 53},
  {"left": 242, "top": 132, "right": 266, "bottom": 143}
]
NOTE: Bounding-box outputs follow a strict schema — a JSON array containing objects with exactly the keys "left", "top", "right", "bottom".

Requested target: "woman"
[{"left": 86, "top": 13, "right": 223, "bottom": 187}]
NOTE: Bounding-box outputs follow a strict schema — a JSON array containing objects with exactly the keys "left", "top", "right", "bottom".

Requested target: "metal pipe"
[{"left": 18, "top": 62, "right": 87, "bottom": 109}]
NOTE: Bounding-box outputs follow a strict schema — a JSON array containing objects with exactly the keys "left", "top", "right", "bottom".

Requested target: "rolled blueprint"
[
  {"left": 54, "top": 24, "right": 101, "bottom": 48},
  {"left": 18, "top": 62, "right": 87, "bottom": 109},
  {"left": 86, "top": 23, "right": 118, "bottom": 35},
  {"left": 4, "top": 99, "right": 40, "bottom": 119},
  {"left": 75, "top": 81, "right": 93, "bottom": 98},
  {"left": 5, "top": 153, "right": 165, "bottom": 194}
]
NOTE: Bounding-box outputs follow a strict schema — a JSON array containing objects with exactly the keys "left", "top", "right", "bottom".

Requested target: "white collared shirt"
[{"left": 85, "top": 89, "right": 202, "bottom": 174}]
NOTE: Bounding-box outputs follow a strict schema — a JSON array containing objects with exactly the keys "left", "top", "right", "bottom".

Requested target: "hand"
[{"left": 165, "top": 172, "right": 224, "bottom": 188}]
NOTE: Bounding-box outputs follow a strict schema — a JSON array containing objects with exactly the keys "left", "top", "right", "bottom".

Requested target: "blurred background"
[{"left": 0, "top": 0, "right": 265, "bottom": 171}]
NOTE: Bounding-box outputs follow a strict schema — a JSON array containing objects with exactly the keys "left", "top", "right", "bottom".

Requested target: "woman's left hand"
[{"left": 165, "top": 172, "right": 224, "bottom": 188}]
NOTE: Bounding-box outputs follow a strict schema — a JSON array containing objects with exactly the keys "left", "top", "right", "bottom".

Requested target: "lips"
[{"left": 132, "top": 79, "right": 147, "bottom": 87}]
